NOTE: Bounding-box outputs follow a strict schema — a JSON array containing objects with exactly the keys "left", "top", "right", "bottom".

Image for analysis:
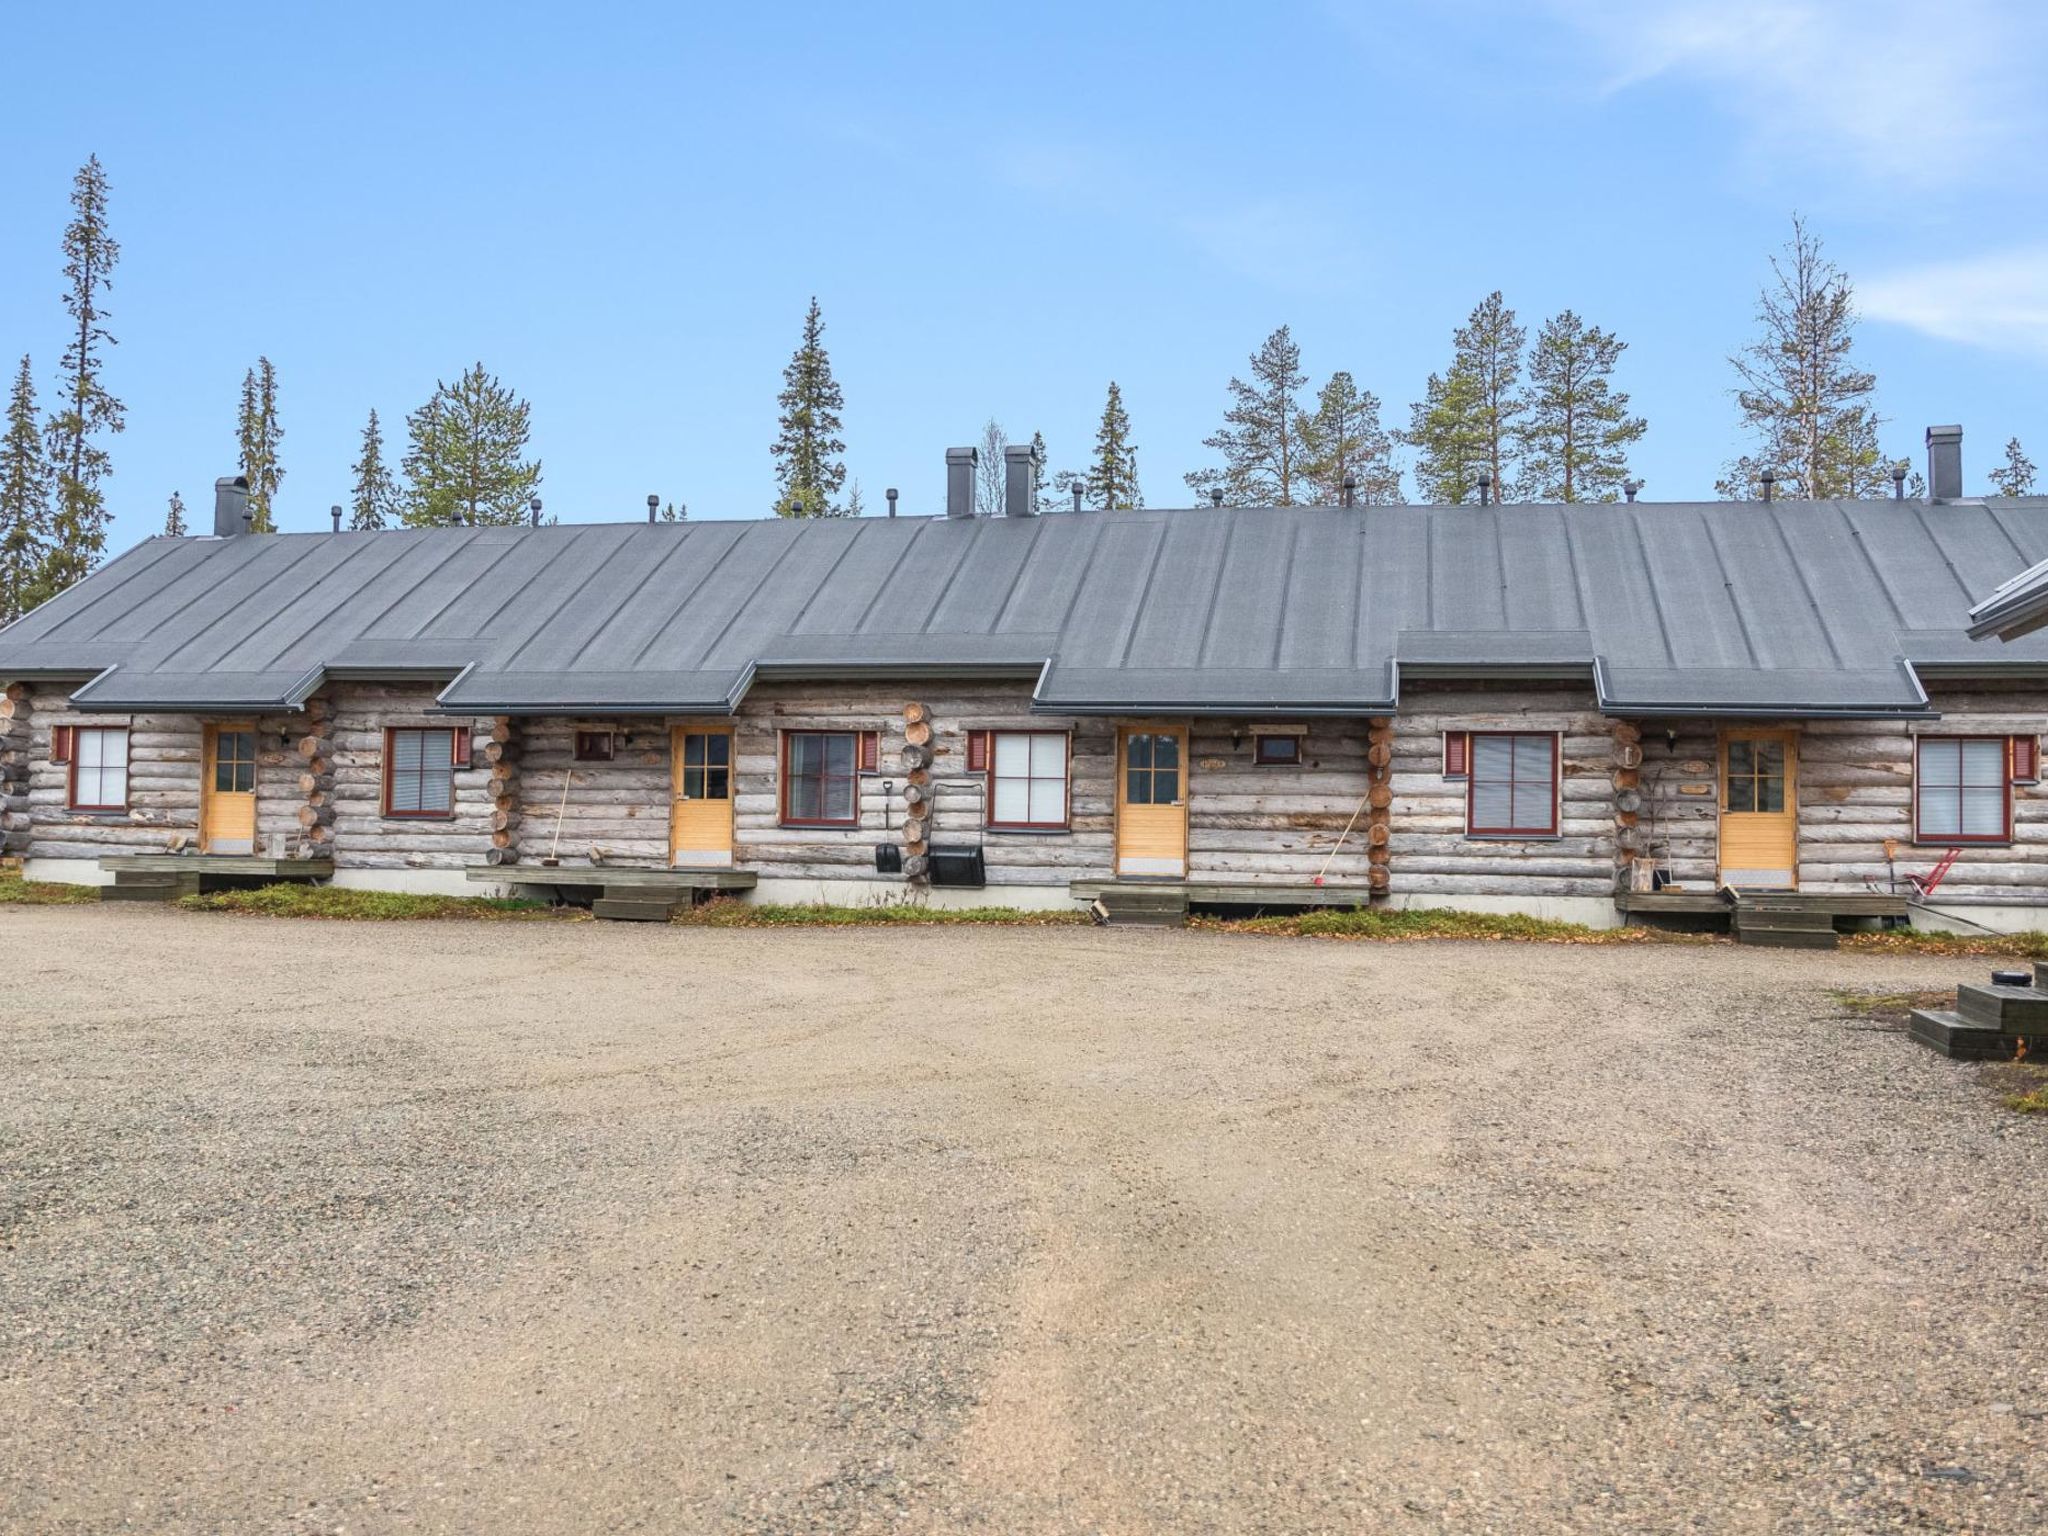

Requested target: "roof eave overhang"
[
  {"left": 1035, "top": 699, "right": 1399, "bottom": 718},
  {"left": 1590, "top": 654, "right": 1939, "bottom": 721}
]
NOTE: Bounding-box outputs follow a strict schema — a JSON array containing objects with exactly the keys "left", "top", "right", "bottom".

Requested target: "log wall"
[
  {"left": 20, "top": 691, "right": 204, "bottom": 859},
  {"left": 326, "top": 684, "right": 495, "bottom": 870},
  {"left": 1183, "top": 719, "right": 1380, "bottom": 886}
]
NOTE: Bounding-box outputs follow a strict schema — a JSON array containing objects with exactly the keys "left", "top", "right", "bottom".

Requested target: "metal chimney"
[
  {"left": 1209, "top": 489, "right": 1223, "bottom": 508},
  {"left": 945, "top": 447, "right": 977, "bottom": 519},
  {"left": 330, "top": 504, "right": 342, "bottom": 532},
  {"left": 1623, "top": 479, "right": 1642, "bottom": 504},
  {"left": 1342, "top": 472, "right": 1357, "bottom": 508},
  {"left": 1071, "top": 483, "right": 1084, "bottom": 513},
  {"left": 1892, "top": 462, "right": 1908, "bottom": 500},
  {"left": 1477, "top": 468, "right": 1492, "bottom": 507},
  {"left": 212, "top": 475, "right": 251, "bottom": 537},
  {"left": 647, "top": 494, "right": 659, "bottom": 524},
  {"left": 885, "top": 487, "right": 898, "bottom": 518},
  {"left": 529, "top": 496, "right": 542, "bottom": 527},
  {"left": 1926, "top": 425, "right": 1963, "bottom": 502},
  {"left": 1002, "top": 444, "right": 1039, "bottom": 517},
  {"left": 1760, "top": 468, "right": 1776, "bottom": 505}
]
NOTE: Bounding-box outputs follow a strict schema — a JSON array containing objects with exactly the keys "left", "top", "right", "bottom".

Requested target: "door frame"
[
  {"left": 201, "top": 720, "right": 259, "bottom": 855},
  {"left": 669, "top": 722, "right": 736, "bottom": 867},
  {"left": 1716, "top": 726, "right": 1800, "bottom": 890},
  {"left": 1114, "top": 722, "right": 1191, "bottom": 878}
]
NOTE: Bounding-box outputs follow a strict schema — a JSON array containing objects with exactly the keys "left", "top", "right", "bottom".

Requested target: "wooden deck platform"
[
  {"left": 467, "top": 866, "right": 758, "bottom": 892},
  {"left": 1069, "top": 879, "right": 1377, "bottom": 908},
  {"left": 1619, "top": 886, "right": 1909, "bottom": 948},
  {"left": 97, "top": 854, "right": 334, "bottom": 903}
]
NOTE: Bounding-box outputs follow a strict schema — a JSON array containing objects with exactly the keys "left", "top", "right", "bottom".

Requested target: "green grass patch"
[
  {"left": 1828, "top": 988, "right": 1951, "bottom": 1026},
  {"left": 2007, "top": 1080, "right": 2048, "bottom": 1114},
  {"left": 174, "top": 883, "right": 565, "bottom": 921},
  {"left": 0, "top": 867, "right": 99, "bottom": 906},
  {"left": 674, "top": 897, "right": 1086, "bottom": 928},
  {"left": 1839, "top": 927, "right": 2048, "bottom": 959},
  {"left": 1196, "top": 906, "right": 1718, "bottom": 945}
]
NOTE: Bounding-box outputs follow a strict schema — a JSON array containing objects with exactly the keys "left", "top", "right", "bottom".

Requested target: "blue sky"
[{"left": 4, "top": 1, "right": 2045, "bottom": 548}]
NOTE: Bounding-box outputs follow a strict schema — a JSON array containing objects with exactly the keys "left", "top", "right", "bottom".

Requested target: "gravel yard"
[{"left": 2, "top": 906, "right": 2044, "bottom": 1534}]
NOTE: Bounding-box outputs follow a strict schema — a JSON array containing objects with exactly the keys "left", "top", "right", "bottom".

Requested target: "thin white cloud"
[
  {"left": 1541, "top": 0, "right": 2046, "bottom": 188},
  {"left": 1862, "top": 248, "right": 2048, "bottom": 359}
]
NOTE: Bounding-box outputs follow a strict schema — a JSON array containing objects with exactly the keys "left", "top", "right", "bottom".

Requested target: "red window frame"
[
  {"left": 50, "top": 724, "right": 75, "bottom": 764},
  {"left": 1465, "top": 731, "right": 1560, "bottom": 838},
  {"left": 382, "top": 726, "right": 460, "bottom": 819},
  {"left": 2013, "top": 734, "right": 2040, "bottom": 785},
  {"left": 984, "top": 730, "right": 1072, "bottom": 830},
  {"left": 1443, "top": 730, "right": 1470, "bottom": 779},
  {"left": 66, "top": 725, "right": 130, "bottom": 812},
  {"left": 1913, "top": 735, "right": 2013, "bottom": 846},
  {"left": 1253, "top": 733, "right": 1301, "bottom": 766},
  {"left": 780, "top": 730, "right": 862, "bottom": 828}
]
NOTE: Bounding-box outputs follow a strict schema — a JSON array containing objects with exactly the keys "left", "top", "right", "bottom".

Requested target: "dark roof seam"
[
  {"left": 912, "top": 524, "right": 984, "bottom": 634},
  {"left": 1352, "top": 513, "right": 1372, "bottom": 668},
  {"left": 1765, "top": 505, "right": 1845, "bottom": 667},
  {"left": 1700, "top": 519, "right": 1760, "bottom": 667},
  {"left": 471, "top": 526, "right": 621, "bottom": 642},
  {"left": 855, "top": 522, "right": 924, "bottom": 633},
  {"left": 1268, "top": 518, "right": 1300, "bottom": 668},
  {"left": 1050, "top": 517, "right": 1108, "bottom": 639},
  {"left": 986, "top": 517, "right": 1047, "bottom": 634},
  {"left": 502, "top": 530, "right": 665, "bottom": 670},
  {"left": 154, "top": 539, "right": 339, "bottom": 672},
  {"left": 1628, "top": 512, "right": 1678, "bottom": 667},
  {"left": 247, "top": 535, "right": 424, "bottom": 669},
  {"left": 1115, "top": 522, "right": 1172, "bottom": 668},
  {"left": 692, "top": 527, "right": 810, "bottom": 669},
  {"left": 396, "top": 535, "right": 523, "bottom": 639},
  {"left": 1558, "top": 510, "right": 1590, "bottom": 628},
  {"left": 542, "top": 528, "right": 698, "bottom": 667},
  {"left": 785, "top": 520, "right": 870, "bottom": 634},
  {"left": 1909, "top": 500, "right": 1971, "bottom": 600},
  {"left": 1193, "top": 514, "right": 1237, "bottom": 667},
  {"left": 1983, "top": 503, "right": 2034, "bottom": 566},
  {"left": 18, "top": 537, "right": 190, "bottom": 638},
  {"left": 72, "top": 534, "right": 280, "bottom": 651},
  {"left": 626, "top": 526, "right": 749, "bottom": 667},
  {"left": 1834, "top": 504, "right": 1908, "bottom": 626}
]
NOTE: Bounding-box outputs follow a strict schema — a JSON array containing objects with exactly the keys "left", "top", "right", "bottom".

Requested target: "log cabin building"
[{"left": 4, "top": 428, "right": 2047, "bottom": 935}]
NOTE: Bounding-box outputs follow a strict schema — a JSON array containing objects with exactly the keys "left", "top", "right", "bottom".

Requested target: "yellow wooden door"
[
  {"left": 203, "top": 724, "right": 258, "bottom": 854},
  {"left": 1116, "top": 726, "right": 1189, "bottom": 877},
  {"left": 671, "top": 726, "right": 734, "bottom": 866},
  {"left": 1719, "top": 729, "right": 1798, "bottom": 889}
]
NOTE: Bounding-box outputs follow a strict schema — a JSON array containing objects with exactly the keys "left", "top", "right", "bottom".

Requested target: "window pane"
[
  {"left": 1030, "top": 778, "right": 1067, "bottom": 825},
  {"left": 1512, "top": 784, "right": 1550, "bottom": 833},
  {"left": 685, "top": 735, "right": 705, "bottom": 767},
  {"left": 1756, "top": 775, "right": 1784, "bottom": 813},
  {"left": 1152, "top": 734, "right": 1179, "bottom": 771},
  {"left": 706, "top": 767, "right": 729, "bottom": 800},
  {"left": 1727, "top": 740, "right": 1754, "bottom": 779},
  {"left": 216, "top": 760, "right": 235, "bottom": 793},
  {"left": 790, "top": 734, "right": 821, "bottom": 776},
  {"left": 1473, "top": 783, "right": 1514, "bottom": 829},
  {"left": 994, "top": 778, "right": 1030, "bottom": 823},
  {"left": 1727, "top": 778, "right": 1756, "bottom": 813},
  {"left": 1513, "top": 734, "right": 1551, "bottom": 781},
  {"left": 1919, "top": 740, "right": 1960, "bottom": 786},
  {"left": 1961, "top": 739, "right": 2006, "bottom": 787},
  {"left": 823, "top": 772, "right": 854, "bottom": 822},
  {"left": 1472, "top": 734, "right": 1515, "bottom": 782},
  {"left": 394, "top": 731, "right": 424, "bottom": 773},
  {"left": 824, "top": 733, "right": 855, "bottom": 774},
  {"left": 1127, "top": 734, "right": 1152, "bottom": 770},
  {"left": 104, "top": 765, "right": 128, "bottom": 806},
  {"left": 789, "top": 775, "right": 820, "bottom": 821},
  {"left": 706, "top": 734, "right": 729, "bottom": 767},
  {"left": 1126, "top": 768, "right": 1151, "bottom": 806},
  {"left": 78, "top": 729, "right": 103, "bottom": 770},
  {"left": 1961, "top": 786, "right": 2005, "bottom": 837},
  {"left": 1916, "top": 786, "right": 1956, "bottom": 837},
  {"left": 1030, "top": 734, "right": 1064, "bottom": 776},
  {"left": 994, "top": 733, "right": 1030, "bottom": 776}
]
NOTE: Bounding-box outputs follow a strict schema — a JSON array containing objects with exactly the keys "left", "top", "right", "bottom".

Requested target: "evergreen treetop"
[
  {"left": 349, "top": 409, "right": 398, "bottom": 531},
  {"left": 1519, "top": 311, "right": 1646, "bottom": 503},
  {"left": 1299, "top": 371, "right": 1401, "bottom": 506},
  {"left": 1406, "top": 292, "right": 1526, "bottom": 505},
  {"left": 1185, "top": 325, "right": 1309, "bottom": 506},
  {"left": 771, "top": 297, "right": 849, "bottom": 517},
  {"left": 400, "top": 364, "right": 542, "bottom": 527},
  {"left": 163, "top": 490, "right": 188, "bottom": 537},
  {"left": 1990, "top": 437, "right": 2038, "bottom": 497},
  {"left": 1, "top": 355, "right": 54, "bottom": 626},
  {"left": 1085, "top": 381, "right": 1142, "bottom": 510},
  {"left": 236, "top": 357, "right": 284, "bottom": 532}
]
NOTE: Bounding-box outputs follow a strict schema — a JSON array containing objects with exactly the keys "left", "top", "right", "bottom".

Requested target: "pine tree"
[
  {"left": 37, "top": 155, "right": 124, "bottom": 604},
  {"left": 1519, "top": 312, "right": 1647, "bottom": 502},
  {"left": 975, "top": 418, "right": 1008, "bottom": 517},
  {"left": 348, "top": 408, "right": 398, "bottom": 530},
  {"left": 1716, "top": 215, "right": 1883, "bottom": 500},
  {"left": 846, "top": 481, "right": 866, "bottom": 518},
  {"left": 236, "top": 357, "right": 284, "bottom": 532},
  {"left": 660, "top": 500, "right": 686, "bottom": 522},
  {"left": 1990, "top": 437, "right": 2038, "bottom": 497},
  {"left": 1184, "top": 325, "right": 1309, "bottom": 505},
  {"left": 401, "top": 364, "right": 542, "bottom": 526},
  {"left": 1406, "top": 293, "right": 1525, "bottom": 504},
  {"left": 1086, "top": 382, "right": 1142, "bottom": 509},
  {"left": 1029, "top": 431, "right": 1059, "bottom": 513},
  {"left": 770, "top": 297, "right": 849, "bottom": 517},
  {"left": 1299, "top": 371, "right": 1401, "bottom": 505},
  {"left": 0, "top": 356, "right": 54, "bottom": 626},
  {"left": 163, "top": 490, "right": 187, "bottom": 537}
]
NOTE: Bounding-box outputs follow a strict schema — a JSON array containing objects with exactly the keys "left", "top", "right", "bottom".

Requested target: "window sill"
[
  {"left": 780, "top": 820, "right": 860, "bottom": 831},
  {"left": 1465, "top": 831, "right": 1563, "bottom": 842},
  {"left": 64, "top": 808, "right": 133, "bottom": 819},
  {"left": 383, "top": 814, "right": 457, "bottom": 823},
  {"left": 1912, "top": 839, "right": 2009, "bottom": 849},
  {"left": 985, "top": 824, "right": 1073, "bottom": 836}
]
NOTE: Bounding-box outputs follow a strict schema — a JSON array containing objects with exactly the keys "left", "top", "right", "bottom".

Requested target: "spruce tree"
[
  {"left": 1990, "top": 437, "right": 2038, "bottom": 497},
  {"left": 163, "top": 490, "right": 187, "bottom": 537},
  {"left": 236, "top": 357, "right": 284, "bottom": 532},
  {"left": 976, "top": 418, "right": 1008, "bottom": 517},
  {"left": 401, "top": 364, "right": 542, "bottom": 526},
  {"left": 1, "top": 356, "right": 54, "bottom": 626},
  {"left": 38, "top": 155, "right": 124, "bottom": 603},
  {"left": 348, "top": 408, "right": 398, "bottom": 530},
  {"left": 1185, "top": 325, "right": 1309, "bottom": 505},
  {"left": 1300, "top": 371, "right": 1401, "bottom": 505},
  {"left": 1086, "top": 382, "right": 1142, "bottom": 509},
  {"left": 770, "top": 297, "right": 849, "bottom": 517},
  {"left": 1520, "top": 312, "right": 1647, "bottom": 502},
  {"left": 1716, "top": 215, "right": 1883, "bottom": 500},
  {"left": 1030, "top": 431, "right": 1059, "bottom": 513},
  {"left": 1406, "top": 293, "right": 1525, "bottom": 504}
]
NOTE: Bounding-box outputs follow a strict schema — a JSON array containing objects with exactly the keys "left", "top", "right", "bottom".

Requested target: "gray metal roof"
[
  {"left": 1969, "top": 555, "right": 2048, "bottom": 642},
  {"left": 6, "top": 497, "right": 2048, "bottom": 718}
]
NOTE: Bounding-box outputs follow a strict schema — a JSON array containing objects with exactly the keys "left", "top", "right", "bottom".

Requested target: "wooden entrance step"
[
  {"left": 101, "top": 869, "right": 204, "bottom": 903},
  {"left": 592, "top": 883, "right": 695, "bottom": 922},
  {"left": 1078, "top": 884, "right": 1190, "bottom": 927},
  {"left": 1909, "top": 969, "right": 2048, "bottom": 1059}
]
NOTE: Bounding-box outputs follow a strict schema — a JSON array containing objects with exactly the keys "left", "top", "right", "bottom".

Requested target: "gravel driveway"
[{"left": 2, "top": 906, "right": 2044, "bottom": 1534}]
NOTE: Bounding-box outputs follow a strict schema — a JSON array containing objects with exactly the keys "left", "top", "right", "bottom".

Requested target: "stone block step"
[
  {"left": 1908, "top": 1008, "right": 2035, "bottom": 1060},
  {"left": 1956, "top": 983, "right": 2048, "bottom": 1031},
  {"left": 592, "top": 898, "right": 678, "bottom": 923}
]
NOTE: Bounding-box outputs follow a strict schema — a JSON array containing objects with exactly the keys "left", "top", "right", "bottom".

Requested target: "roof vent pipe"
[
  {"left": 330, "top": 504, "right": 342, "bottom": 532},
  {"left": 1623, "top": 479, "right": 1642, "bottom": 503},
  {"left": 1342, "top": 472, "right": 1357, "bottom": 508},
  {"left": 1926, "top": 424, "right": 1963, "bottom": 502},
  {"left": 1892, "top": 462, "right": 1908, "bottom": 500},
  {"left": 1760, "top": 468, "right": 1775, "bottom": 505},
  {"left": 1209, "top": 489, "right": 1223, "bottom": 508},
  {"left": 1477, "top": 468, "right": 1492, "bottom": 507},
  {"left": 529, "top": 496, "right": 542, "bottom": 527},
  {"left": 885, "top": 487, "right": 898, "bottom": 518},
  {"left": 1072, "top": 483, "right": 1084, "bottom": 513},
  {"left": 944, "top": 447, "right": 977, "bottom": 518},
  {"left": 1002, "top": 444, "right": 1040, "bottom": 517},
  {"left": 212, "top": 475, "right": 251, "bottom": 537},
  {"left": 647, "top": 494, "right": 659, "bottom": 524}
]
